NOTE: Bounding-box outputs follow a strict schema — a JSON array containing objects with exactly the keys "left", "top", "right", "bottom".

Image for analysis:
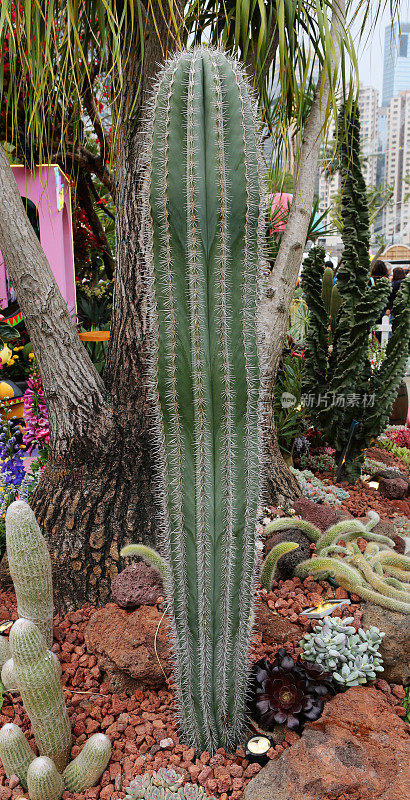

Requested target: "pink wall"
[{"left": 0, "top": 165, "right": 76, "bottom": 316}]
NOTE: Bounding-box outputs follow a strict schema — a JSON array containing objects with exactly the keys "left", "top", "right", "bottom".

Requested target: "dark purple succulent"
[{"left": 251, "top": 649, "right": 333, "bottom": 731}]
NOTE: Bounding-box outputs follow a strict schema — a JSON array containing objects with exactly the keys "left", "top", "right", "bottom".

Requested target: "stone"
[
  {"left": 292, "top": 498, "right": 351, "bottom": 532},
  {"left": 243, "top": 686, "right": 410, "bottom": 800},
  {"left": 255, "top": 602, "right": 302, "bottom": 646},
  {"left": 84, "top": 603, "right": 172, "bottom": 693},
  {"left": 264, "top": 530, "right": 311, "bottom": 580},
  {"left": 378, "top": 477, "right": 408, "bottom": 500},
  {"left": 360, "top": 601, "right": 410, "bottom": 685},
  {"left": 111, "top": 562, "right": 163, "bottom": 609}
]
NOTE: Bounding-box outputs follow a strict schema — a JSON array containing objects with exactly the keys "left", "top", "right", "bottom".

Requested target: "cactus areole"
[{"left": 141, "top": 47, "right": 263, "bottom": 752}]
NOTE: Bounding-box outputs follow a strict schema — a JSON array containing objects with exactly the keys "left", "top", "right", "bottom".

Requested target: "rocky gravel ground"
[{"left": 0, "top": 573, "right": 407, "bottom": 800}]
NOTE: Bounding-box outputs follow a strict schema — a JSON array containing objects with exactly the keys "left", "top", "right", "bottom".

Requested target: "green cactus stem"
[
  {"left": 0, "top": 635, "right": 10, "bottom": 670},
  {"left": 260, "top": 542, "right": 299, "bottom": 590},
  {"left": 1, "top": 657, "right": 19, "bottom": 692},
  {"left": 1, "top": 651, "right": 61, "bottom": 694},
  {"left": 140, "top": 47, "right": 263, "bottom": 752},
  {"left": 6, "top": 500, "right": 53, "bottom": 648},
  {"left": 0, "top": 723, "right": 35, "bottom": 790},
  {"left": 120, "top": 544, "right": 169, "bottom": 579},
  {"left": 9, "top": 619, "right": 72, "bottom": 771},
  {"left": 352, "top": 554, "right": 410, "bottom": 602},
  {"left": 375, "top": 551, "right": 410, "bottom": 569},
  {"left": 63, "top": 733, "right": 111, "bottom": 793},
  {"left": 264, "top": 517, "right": 321, "bottom": 541},
  {"left": 27, "top": 756, "right": 64, "bottom": 800}
]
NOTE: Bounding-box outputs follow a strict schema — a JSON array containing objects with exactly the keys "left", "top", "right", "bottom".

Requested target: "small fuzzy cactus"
[
  {"left": 260, "top": 542, "right": 299, "bottom": 590},
  {"left": 300, "top": 616, "right": 384, "bottom": 687},
  {"left": 0, "top": 722, "right": 35, "bottom": 789},
  {"left": 9, "top": 619, "right": 72, "bottom": 771},
  {"left": 1, "top": 657, "right": 19, "bottom": 692},
  {"left": 125, "top": 770, "right": 217, "bottom": 799},
  {"left": 0, "top": 635, "right": 10, "bottom": 669},
  {"left": 63, "top": 733, "right": 111, "bottom": 792},
  {"left": 27, "top": 756, "right": 64, "bottom": 800},
  {"left": 6, "top": 500, "right": 53, "bottom": 647}
]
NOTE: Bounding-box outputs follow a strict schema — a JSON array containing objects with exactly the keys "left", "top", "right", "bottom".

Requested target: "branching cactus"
[
  {"left": 63, "top": 733, "right": 111, "bottom": 792},
  {"left": 0, "top": 722, "right": 35, "bottom": 789},
  {"left": 27, "top": 756, "right": 64, "bottom": 800},
  {"left": 9, "top": 619, "right": 72, "bottom": 771},
  {"left": 134, "top": 47, "right": 263, "bottom": 752},
  {"left": 6, "top": 500, "right": 53, "bottom": 647}
]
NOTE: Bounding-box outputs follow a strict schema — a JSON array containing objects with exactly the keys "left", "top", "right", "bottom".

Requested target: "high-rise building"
[
  {"left": 384, "top": 89, "right": 410, "bottom": 246},
  {"left": 382, "top": 22, "right": 410, "bottom": 107},
  {"left": 358, "top": 84, "right": 379, "bottom": 187}
]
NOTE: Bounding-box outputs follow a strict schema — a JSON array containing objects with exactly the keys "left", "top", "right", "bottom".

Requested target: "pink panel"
[
  {"left": 269, "top": 192, "right": 293, "bottom": 234},
  {"left": 0, "top": 165, "right": 76, "bottom": 316}
]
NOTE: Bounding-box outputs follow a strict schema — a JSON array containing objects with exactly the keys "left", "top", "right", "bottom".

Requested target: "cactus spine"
[
  {"left": 6, "top": 500, "right": 53, "bottom": 647},
  {"left": 27, "top": 756, "right": 64, "bottom": 800},
  {"left": 0, "top": 723, "right": 35, "bottom": 789},
  {"left": 63, "top": 733, "right": 111, "bottom": 792},
  {"left": 139, "top": 47, "right": 263, "bottom": 752},
  {"left": 9, "top": 619, "right": 72, "bottom": 771}
]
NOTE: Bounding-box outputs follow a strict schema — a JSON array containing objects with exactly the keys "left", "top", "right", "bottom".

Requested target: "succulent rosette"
[{"left": 251, "top": 649, "right": 333, "bottom": 731}]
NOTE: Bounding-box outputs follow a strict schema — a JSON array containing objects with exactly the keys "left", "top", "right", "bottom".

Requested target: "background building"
[
  {"left": 384, "top": 89, "right": 410, "bottom": 246},
  {"left": 382, "top": 22, "right": 410, "bottom": 107}
]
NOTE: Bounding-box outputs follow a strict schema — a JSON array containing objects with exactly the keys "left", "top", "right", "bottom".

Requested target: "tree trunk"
[
  {"left": 0, "top": 3, "right": 182, "bottom": 613},
  {"left": 260, "top": 0, "right": 346, "bottom": 505}
]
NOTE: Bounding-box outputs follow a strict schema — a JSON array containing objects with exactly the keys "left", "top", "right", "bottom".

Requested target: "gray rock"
[{"left": 360, "top": 602, "right": 410, "bottom": 685}]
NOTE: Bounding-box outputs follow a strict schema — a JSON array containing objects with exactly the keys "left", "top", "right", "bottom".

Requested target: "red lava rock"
[
  {"left": 378, "top": 477, "right": 408, "bottom": 500},
  {"left": 243, "top": 686, "right": 410, "bottom": 800},
  {"left": 292, "top": 498, "right": 341, "bottom": 531},
  {"left": 111, "top": 562, "right": 163, "bottom": 610},
  {"left": 84, "top": 603, "right": 172, "bottom": 693},
  {"left": 392, "top": 685, "right": 406, "bottom": 700}
]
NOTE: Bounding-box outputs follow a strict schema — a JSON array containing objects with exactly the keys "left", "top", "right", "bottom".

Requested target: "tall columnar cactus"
[
  {"left": 9, "top": 619, "right": 72, "bottom": 771},
  {"left": 26, "top": 756, "right": 64, "bottom": 800},
  {"left": 301, "top": 106, "right": 410, "bottom": 480},
  {"left": 6, "top": 500, "right": 53, "bottom": 647},
  {"left": 134, "top": 47, "right": 263, "bottom": 752},
  {"left": 0, "top": 722, "right": 35, "bottom": 789}
]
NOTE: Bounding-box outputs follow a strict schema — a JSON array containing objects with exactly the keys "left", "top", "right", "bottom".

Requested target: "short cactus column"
[
  {"left": 0, "top": 722, "right": 36, "bottom": 790},
  {"left": 63, "top": 733, "right": 111, "bottom": 792},
  {"left": 27, "top": 756, "right": 64, "bottom": 800},
  {"left": 1, "top": 657, "right": 19, "bottom": 692},
  {"left": 6, "top": 500, "right": 54, "bottom": 647},
  {"left": 9, "top": 619, "right": 72, "bottom": 771}
]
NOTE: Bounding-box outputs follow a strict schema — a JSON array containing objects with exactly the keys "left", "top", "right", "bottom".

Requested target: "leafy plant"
[
  {"left": 0, "top": 681, "right": 5, "bottom": 712},
  {"left": 401, "top": 687, "right": 410, "bottom": 724},
  {"left": 300, "top": 616, "right": 384, "bottom": 687},
  {"left": 383, "top": 426, "right": 410, "bottom": 449},
  {"left": 301, "top": 106, "right": 410, "bottom": 481},
  {"left": 251, "top": 650, "right": 333, "bottom": 731},
  {"left": 274, "top": 349, "right": 306, "bottom": 457}
]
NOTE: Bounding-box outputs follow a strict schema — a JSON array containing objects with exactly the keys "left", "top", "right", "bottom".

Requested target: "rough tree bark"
[
  {"left": 260, "top": 0, "right": 346, "bottom": 505},
  {"left": 0, "top": 1, "right": 182, "bottom": 613}
]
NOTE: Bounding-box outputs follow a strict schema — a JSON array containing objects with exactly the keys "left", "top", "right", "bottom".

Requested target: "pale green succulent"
[
  {"left": 300, "top": 616, "right": 384, "bottom": 687},
  {"left": 125, "top": 770, "right": 217, "bottom": 800}
]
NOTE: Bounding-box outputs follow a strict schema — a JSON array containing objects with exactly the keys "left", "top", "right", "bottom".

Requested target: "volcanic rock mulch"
[{"left": 0, "top": 578, "right": 406, "bottom": 800}]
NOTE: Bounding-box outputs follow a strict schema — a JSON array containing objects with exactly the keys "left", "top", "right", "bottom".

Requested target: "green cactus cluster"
[
  {"left": 125, "top": 769, "right": 218, "bottom": 800},
  {"left": 301, "top": 106, "right": 410, "bottom": 481},
  {"left": 123, "top": 46, "right": 263, "bottom": 753},
  {"left": 0, "top": 501, "right": 111, "bottom": 799},
  {"left": 261, "top": 511, "right": 410, "bottom": 613},
  {"left": 299, "top": 615, "right": 385, "bottom": 687}
]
